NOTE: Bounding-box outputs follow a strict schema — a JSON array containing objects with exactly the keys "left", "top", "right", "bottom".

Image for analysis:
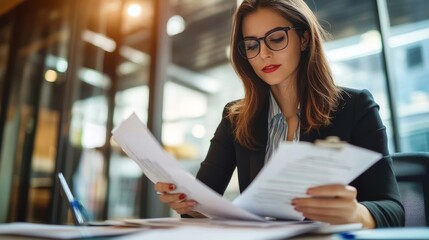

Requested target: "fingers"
[
  {"left": 154, "top": 182, "right": 197, "bottom": 215},
  {"left": 159, "top": 192, "right": 186, "bottom": 203},
  {"left": 292, "top": 184, "right": 360, "bottom": 224},
  {"left": 169, "top": 200, "right": 197, "bottom": 214},
  {"left": 154, "top": 182, "right": 176, "bottom": 193},
  {"left": 307, "top": 184, "right": 357, "bottom": 199},
  {"left": 293, "top": 197, "right": 354, "bottom": 209},
  {"left": 295, "top": 204, "right": 348, "bottom": 217},
  {"left": 292, "top": 184, "right": 357, "bottom": 209},
  {"left": 300, "top": 213, "right": 347, "bottom": 225}
]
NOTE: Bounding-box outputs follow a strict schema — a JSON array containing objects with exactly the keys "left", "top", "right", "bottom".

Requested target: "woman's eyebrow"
[{"left": 243, "top": 26, "right": 283, "bottom": 39}]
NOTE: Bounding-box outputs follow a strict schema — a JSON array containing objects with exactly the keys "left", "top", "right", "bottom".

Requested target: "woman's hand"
[
  {"left": 154, "top": 182, "right": 204, "bottom": 217},
  {"left": 292, "top": 184, "right": 375, "bottom": 228}
]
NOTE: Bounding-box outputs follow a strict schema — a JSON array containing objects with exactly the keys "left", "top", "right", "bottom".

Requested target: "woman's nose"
[{"left": 259, "top": 41, "right": 273, "bottom": 58}]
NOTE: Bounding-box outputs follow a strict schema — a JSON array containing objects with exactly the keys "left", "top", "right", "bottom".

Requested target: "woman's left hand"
[{"left": 292, "top": 184, "right": 375, "bottom": 228}]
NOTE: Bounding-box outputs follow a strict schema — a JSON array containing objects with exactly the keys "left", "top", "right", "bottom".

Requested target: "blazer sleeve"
[
  {"left": 349, "top": 89, "right": 405, "bottom": 227},
  {"left": 195, "top": 105, "right": 237, "bottom": 195}
]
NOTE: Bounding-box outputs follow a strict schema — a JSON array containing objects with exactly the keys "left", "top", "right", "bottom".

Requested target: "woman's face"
[{"left": 241, "top": 8, "right": 307, "bottom": 88}]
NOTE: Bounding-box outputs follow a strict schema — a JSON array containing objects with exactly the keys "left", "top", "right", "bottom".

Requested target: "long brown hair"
[{"left": 229, "top": 0, "right": 341, "bottom": 149}]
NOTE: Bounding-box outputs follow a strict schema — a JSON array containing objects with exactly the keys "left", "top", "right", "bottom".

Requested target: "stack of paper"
[{"left": 0, "top": 223, "right": 142, "bottom": 239}]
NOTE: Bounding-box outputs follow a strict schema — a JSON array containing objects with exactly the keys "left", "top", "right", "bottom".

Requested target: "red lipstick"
[{"left": 262, "top": 64, "right": 281, "bottom": 73}]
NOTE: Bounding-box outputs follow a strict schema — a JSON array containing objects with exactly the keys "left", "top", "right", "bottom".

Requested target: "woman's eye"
[
  {"left": 246, "top": 43, "right": 258, "bottom": 51},
  {"left": 269, "top": 36, "right": 285, "bottom": 43}
]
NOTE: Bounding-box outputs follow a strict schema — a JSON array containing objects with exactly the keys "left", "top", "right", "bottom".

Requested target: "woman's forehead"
[{"left": 241, "top": 8, "right": 292, "bottom": 37}]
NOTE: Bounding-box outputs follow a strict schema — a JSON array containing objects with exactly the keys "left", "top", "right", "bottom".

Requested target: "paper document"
[
  {"left": 112, "top": 113, "right": 381, "bottom": 221},
  {"left": 112, "top": 113, "right": 264, "bottom": 221},
  {"left": 0, "top": 223, "right": 141, "bottom": 239},
  {"left": 124, "top": 217, "right": 315, "bottom": 228},
  {"left": 114, "top": 225, "right": 318, "bottom": 240},
  {"left": 233, "top": 141, "right": 381, "bottom": 220}
]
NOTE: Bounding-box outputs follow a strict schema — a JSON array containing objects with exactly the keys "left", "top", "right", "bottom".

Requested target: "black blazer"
[{"left": 196, "top": 87, "right": 404, "bottom": 227}]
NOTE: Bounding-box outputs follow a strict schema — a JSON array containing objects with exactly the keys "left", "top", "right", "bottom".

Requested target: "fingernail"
[
  {"left": 169, "top": 184, "right": 176, "bottom": 190},
  {"left": 291, "top": 200, "right": 296, "bottom": 206},
  {"left": 307, "top": 189, "right": 313, "bottom": 195},
  {"left": 179, "top": 193, "right": 186, "bottom": 200}
]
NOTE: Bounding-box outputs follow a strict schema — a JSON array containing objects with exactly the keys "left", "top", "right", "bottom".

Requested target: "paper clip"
[{"left": 314, "top": 136, "right": 345, "bottom": 150}]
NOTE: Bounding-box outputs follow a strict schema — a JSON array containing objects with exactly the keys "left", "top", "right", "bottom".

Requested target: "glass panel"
[
  {"left": 0, "top": 0, "right": 71, "bottom": 222},
  {"left": 0, "top": 13, "right": 13, "bottom": 223},
  {"left": 386, "top": 0, "right": 429, "bottom": 151},
  {"left": 306, "top": 0, "right": 395, "bottom": 151},
  {"left": 27, "top": 1, "right": 70, "bottom": 223},
  {"left": 0, "top": 21, "right": 11, "bottom": 109},
  {"left": 69, "top": 0, "right": 111, "bottom": 221},
  {"left": 163, "top": 0, "right": 243, "bottom": 211},
  {"left": 107, "top": 0, "right": 153, "bottom": 219}
]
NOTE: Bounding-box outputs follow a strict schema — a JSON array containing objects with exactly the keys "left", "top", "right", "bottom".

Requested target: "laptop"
[
  {"left": 58, "top": 173, "right": 142, "bottom": 227},
  {"left": 57, "top": 172, "right": 89, "bottom": 225}
]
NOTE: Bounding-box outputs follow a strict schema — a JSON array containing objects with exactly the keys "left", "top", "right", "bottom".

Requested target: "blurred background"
[{"left": 0, "top": 0, "right": 428, "bottom": 225}]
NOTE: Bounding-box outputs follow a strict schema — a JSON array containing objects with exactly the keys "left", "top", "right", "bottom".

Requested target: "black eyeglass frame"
[{"left": 238, "top": 26, "right": 301, "bottom": 59}]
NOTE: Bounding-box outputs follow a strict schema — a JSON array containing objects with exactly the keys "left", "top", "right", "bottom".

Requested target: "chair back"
[{"left": 391, "top": 152, "right": 429, "bottom": 226}]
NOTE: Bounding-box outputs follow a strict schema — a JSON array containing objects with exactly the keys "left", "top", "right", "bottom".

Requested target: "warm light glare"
[
  {"left": 192, "top": 124, "right": 206, "bottom": 139},
  {"left": 128, "top": 3, "right": 142, "bottom": 17},
  {"left": 167, "top": 15, "right": 185, "bottom": 36},
  {"left": 45, "top": 69, "right": 57, "bottom": 82},
  {"left": 82, "top": 30, "right": 116, "bottom": 52}
]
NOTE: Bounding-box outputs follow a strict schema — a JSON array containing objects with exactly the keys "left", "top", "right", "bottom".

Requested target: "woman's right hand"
[{"left": 154, "top": 182, "right": 202, "bottom": 216}]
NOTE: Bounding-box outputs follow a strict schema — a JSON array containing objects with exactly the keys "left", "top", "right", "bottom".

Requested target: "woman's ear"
[{"left": 301, "top": 30, "right": 310, "bottom": 51}]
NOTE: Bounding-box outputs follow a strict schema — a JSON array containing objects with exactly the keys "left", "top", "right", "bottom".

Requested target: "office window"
[
  {"left": 65, "top": 0, "right": 113, "bottom": 221},
  {"left": 406, "top": 46, "right": 423, "bottom": 69},
  {"left": 0, "top": 13, "right": 12, "bottom": 223},
  {"left": 163, "top": 0, "right": 243, "bottom": 206},
  {"left": 0, "top": 0, "right": 72, "bottom": 223},
  {"left": 0, "top": 22, "right": 11, "bottom": 111},
  {"left": 107, "top": 0, "right": 153, "bottom": 219},
  {"left": 387, "top": 0, "right": 429, "bottom": 151},
  {"left": 306, "top": 0, "right": 395, "bottom": 150}
]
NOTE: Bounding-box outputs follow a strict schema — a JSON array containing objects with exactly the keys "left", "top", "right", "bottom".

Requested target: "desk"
[
  {"left": 0, "top": 233, "right": 340, "bottom": 240},
  {"left": 0, "top": 221, "right": 339, "bottom": 240},
  {"left": 1, "top": 222, "right": 428, "bottom": 240}
]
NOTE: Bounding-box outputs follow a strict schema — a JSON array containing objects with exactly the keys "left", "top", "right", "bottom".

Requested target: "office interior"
[{"left": 0, "top": 0, "right": 428, "bottom": 227}]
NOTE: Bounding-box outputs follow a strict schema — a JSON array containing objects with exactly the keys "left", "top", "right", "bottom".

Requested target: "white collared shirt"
[{"left": 264, "top": 92, "right": 300, "bottom": 163}]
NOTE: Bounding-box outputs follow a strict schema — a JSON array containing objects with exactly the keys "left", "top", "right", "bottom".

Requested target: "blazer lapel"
[{"left": 249, "top": 102, "right": 269, "bottom": 181}]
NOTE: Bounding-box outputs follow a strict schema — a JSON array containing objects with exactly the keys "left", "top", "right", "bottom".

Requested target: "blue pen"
[
  {"left": 338, "top": 228, "right": 429, "bottom": 240},
  {"left": 339, "top": 232, "right": 355, "bottom": 239}
]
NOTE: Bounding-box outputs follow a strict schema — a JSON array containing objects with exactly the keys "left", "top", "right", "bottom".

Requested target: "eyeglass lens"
[{"left": 239, "top": 29, "right": 289, "bottom": 59}]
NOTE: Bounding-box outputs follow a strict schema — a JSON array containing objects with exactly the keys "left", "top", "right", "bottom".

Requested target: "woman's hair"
[{"left": 229, "top": 0, "right": 341, "bottom": 149}]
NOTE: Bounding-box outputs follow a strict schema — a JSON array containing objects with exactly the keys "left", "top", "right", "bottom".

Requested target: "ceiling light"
[
  {"left": 44, "top": 69, "right": 57, "bottom": 83},
  {"left": 167, "top": 15, "right": 185, "bottom": 36},
  {"left": 127, "top": 3, "right": 142, "bottom": 17}
]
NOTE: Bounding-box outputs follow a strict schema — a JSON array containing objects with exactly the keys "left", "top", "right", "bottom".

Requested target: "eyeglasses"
[{"left": 238, "top": 26, "right": 300, "bottom": 59}]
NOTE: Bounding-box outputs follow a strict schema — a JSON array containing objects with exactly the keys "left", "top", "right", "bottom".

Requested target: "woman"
[{"left": 155, "top": 0, "right": 404, "bottom": 228}]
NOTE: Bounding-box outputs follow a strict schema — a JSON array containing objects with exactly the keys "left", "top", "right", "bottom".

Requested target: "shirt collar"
[{"left": 268, "top": 91, "right": 283, "bottom": 122}]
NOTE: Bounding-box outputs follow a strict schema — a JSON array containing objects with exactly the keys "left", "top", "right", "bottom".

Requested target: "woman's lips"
[{"left": 262, "top": 64, "right": 281, "bottom": 73}]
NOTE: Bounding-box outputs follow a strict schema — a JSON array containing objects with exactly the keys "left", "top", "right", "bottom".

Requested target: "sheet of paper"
[
  {"left": 233, "top": 141, "right": 381, "bottom": 220},
  {"left": 0, "top": 223, "right": 142, "bottom": 239},
  {"left": 114, "top": 223, "right": 320, "bottom": 240},
  {"left": 124, "top": 217, "right": 310, "bottom": 228},
  {"left": 112, "top": 113, "right": 264, "bottom": 221}
]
